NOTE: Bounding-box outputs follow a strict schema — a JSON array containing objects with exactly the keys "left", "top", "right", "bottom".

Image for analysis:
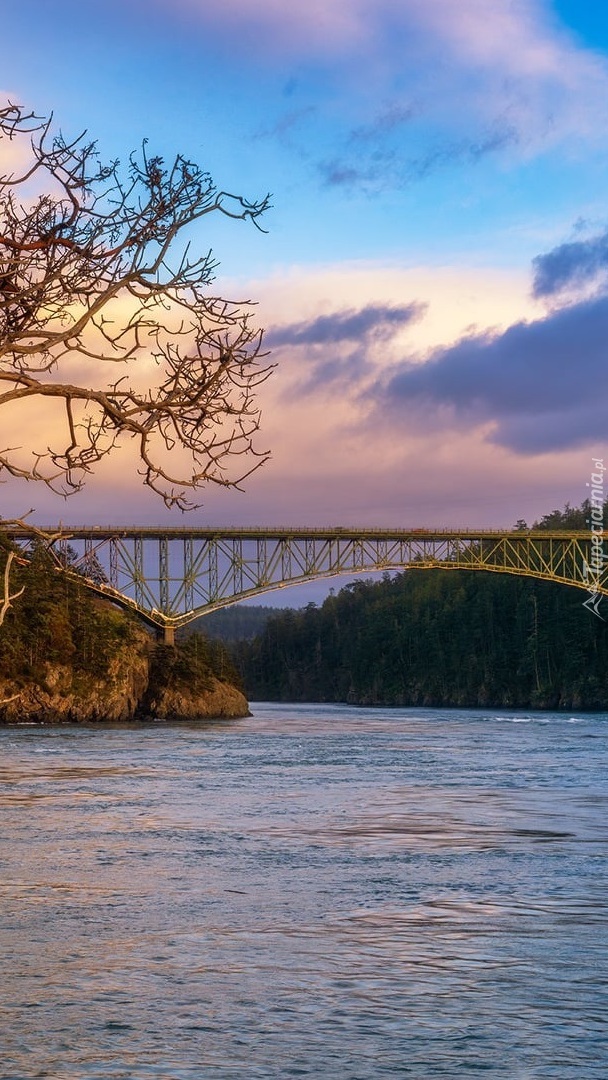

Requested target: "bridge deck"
[
  {"left": 1, "top": 524, "right": 597, "bottom": 540},
  {"left": 2, "top": 523, "right": 605, "bottom": 637}
]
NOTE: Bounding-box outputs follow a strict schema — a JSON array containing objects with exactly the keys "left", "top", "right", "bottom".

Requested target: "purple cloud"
[
  {"left": 348, "top": 103, "right": 417, "bottom": 143},
  {"left": 266, "top": 302, "right": 426, "bottom": 348},
  {"left": 532, "top": 231, "right": 608, "bottom": 298},
  {"left": 255, "top": 105, "right": 317, "bottom": 143},
  {"left": 379, "top": 293, "right": 608, "bottom": 453}
]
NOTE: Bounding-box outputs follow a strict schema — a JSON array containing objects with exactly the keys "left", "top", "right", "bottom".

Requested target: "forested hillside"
[
  {"left": 235, "top": 503, "right": 608, "bottom": 710},
  {"left": 0, "top": 535, "right": 245, "bottom": 721},
  {"left": 0, "top": 537, "right": 144, "bottom": 684},
  {"left": 236, "top": 571, "right": 608, "bottom": 708}
]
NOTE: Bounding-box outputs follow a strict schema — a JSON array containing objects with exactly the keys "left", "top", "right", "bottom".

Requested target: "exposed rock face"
[
  {"left": 0, "top": 636, "right": 150, "bottom": 724},
  {"left": 139, "top": 675, "right": 250, "bottom": 721},
  {"left": 0, "top": 636, "right": 249, "bottom": 724}
]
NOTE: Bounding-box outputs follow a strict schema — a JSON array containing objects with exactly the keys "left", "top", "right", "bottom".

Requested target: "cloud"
[
  {"left": 163, "top": 0, "right": 608, "bottom": 189},
  {"left": 167, "top": 0, "right": 606, "bottom": 83},
  {"left": 255, "top": 106, "right": 317, "bottom": 144},
  {"left": 226, "top": 260, "right": 534, "bottom": 363},
  {"left": 264, "top": 301, "right": 427, "bottom": 397},
  {"left": 163, "top": 0, "right": 370, "bottom": 58},
  {"left": 387, "top": 0, "right": 608, "bottom": 150},
  {"left": 405, "top": 126, "right": 519, "bottom": 179},
  {"left": 319, "top": 122, "right": 519, "bottom": 190},
  {"left": 0, "top": 257, "right": 584, "bottom": 531},
  {"left": 265, "top": 302, "right": 425, "bottom": 347},
  {"left": 378, "top": 293, "right": 608, "bottom": 453},
  {"left": 348, "top": 104, "right": 417, "bottom": 144},
  {"left": 532, "top": 231, "right": 608, "bottom": 298}
]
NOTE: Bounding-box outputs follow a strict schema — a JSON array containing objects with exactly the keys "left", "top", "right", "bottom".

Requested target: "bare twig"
[{"left": 0, "top": 103, "right": 273, "bottom": 508}]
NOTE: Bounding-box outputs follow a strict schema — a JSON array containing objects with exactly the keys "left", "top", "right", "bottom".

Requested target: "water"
[{"left": 0, "top": 704, "right": 606, "bottom": 1079}]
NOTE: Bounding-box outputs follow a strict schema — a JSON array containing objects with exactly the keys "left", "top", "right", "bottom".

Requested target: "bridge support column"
[{"left": 160, "top": 624, "right": 175, "bottom": 647}]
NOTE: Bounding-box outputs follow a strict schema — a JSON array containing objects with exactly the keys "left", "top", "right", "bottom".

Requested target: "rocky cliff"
[
  {"left": 0, "top": 633, "right": 250, "bottom": 724},
  {"left": 137, "top": 641, "right": 250, "bottom": 721},
  {"left": 140, "top": 675, "right": 250, "bottom": 721},
  {"left": 0, "top": 539, "right": 249, "bottom": 724},
  {"left": 0, "top": 643, "right": 150, "bottom": 724}
]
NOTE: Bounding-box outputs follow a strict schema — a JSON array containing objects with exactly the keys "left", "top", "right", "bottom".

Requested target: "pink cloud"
[
  {"left": 0, "top": 258, "right": 598, "bottom": 533},
  {"left": 161, "top": 0, "right": 370, "bottom": 57},
  {"left": 407, "top": 0, "right": 608, "bottom": 146}
]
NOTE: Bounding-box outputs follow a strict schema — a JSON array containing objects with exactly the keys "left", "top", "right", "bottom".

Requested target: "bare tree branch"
[
  {"left": 0, "top": 551, "right": 25, "bottom": 626},
  {"left": 0, "top": 102, "right": 273, "bottom": 508}
]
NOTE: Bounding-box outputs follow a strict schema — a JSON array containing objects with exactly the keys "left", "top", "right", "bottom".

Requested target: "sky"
[{"left": 2, "top": 0, "right": 608, "bottom": 552}]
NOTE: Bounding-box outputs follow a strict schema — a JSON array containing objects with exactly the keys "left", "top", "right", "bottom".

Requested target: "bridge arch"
[{"left": 4, "top": 525, "right": 606, "bottom": 642}]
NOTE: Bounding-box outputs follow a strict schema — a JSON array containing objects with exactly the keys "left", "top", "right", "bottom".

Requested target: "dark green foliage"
[
  {"left": 0, "top": 539, "right": 145, "bottom": 686},
  {"left": 150, "top": 634, "right": 242, "bottom": 695},
  {"left": 236, "top": 499, "right": 608, "bottom": 709},
  {"left": 236, "top": 570, "right": 608, "bottom": 709},
  {"left": 531, "top": 499, "right": 607, "bottom": 531},
  {"left": 0, "top": 534, "right": 244, "bottom": 709}
]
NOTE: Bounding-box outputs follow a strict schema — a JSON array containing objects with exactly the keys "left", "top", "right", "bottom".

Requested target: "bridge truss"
[{"left": 4, "top": 525, "right": 607, "bottom": 642}]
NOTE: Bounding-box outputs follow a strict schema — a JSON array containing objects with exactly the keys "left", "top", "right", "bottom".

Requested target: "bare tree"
[{"left": 0, "top": 103, "right": 272, "bottom": 509}]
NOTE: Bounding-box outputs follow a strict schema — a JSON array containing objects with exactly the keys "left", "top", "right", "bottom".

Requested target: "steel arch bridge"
[{"left": 4, "top": 524, "right": 607, "bottom": 642}]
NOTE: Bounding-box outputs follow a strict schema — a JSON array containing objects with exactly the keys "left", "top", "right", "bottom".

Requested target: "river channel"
[{"left": 1, "top": 704, "right": 606, "bottom": 1078}]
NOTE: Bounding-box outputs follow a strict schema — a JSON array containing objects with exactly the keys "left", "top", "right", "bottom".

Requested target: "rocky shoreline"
[{"left": 0, "top": 628, "right": 250, "bottom": 724}]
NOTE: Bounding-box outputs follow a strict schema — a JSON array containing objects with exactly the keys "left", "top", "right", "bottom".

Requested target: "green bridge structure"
[{"left": 4, "top": 524, "right": 607, "bottom": 643}]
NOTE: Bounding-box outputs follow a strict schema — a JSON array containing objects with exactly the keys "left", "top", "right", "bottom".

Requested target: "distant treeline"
[
  {"left": 233, "top": 501, "right": 608, "bottom": 710},
  {"left": 183, "top": 604, "right": 284, "bottom": 642}
]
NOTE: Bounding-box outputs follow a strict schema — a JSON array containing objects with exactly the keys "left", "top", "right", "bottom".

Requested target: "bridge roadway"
[{"left": 4, "top": 524, "right": 606, "bottom": 643}]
